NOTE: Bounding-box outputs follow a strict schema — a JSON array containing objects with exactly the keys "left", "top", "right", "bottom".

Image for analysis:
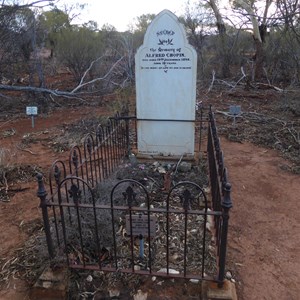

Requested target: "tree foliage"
[{"left": 1, "top": 0, "right": 300, "bottom": 103}]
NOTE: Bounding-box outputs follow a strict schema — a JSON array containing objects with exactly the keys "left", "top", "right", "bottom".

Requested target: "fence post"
[
  {"left": 218, "top": 182, "right": 232, "bottom": 287},
  {"left": 125, "top": 118, "right": 130, "bottom": 156},
  {"left": 37, "top": 173, "right": 54, "bottom": 258}
]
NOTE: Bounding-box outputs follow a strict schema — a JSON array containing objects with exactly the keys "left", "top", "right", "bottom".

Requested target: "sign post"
[
  {"left": 26, "top": 106, "right": 38, "bottom": 128},
  {"left": 126, "top": 214, "right": 157, "bottom": 260},
  {"left": 229, "top": 105, "right": 241, "bottom": 127}
]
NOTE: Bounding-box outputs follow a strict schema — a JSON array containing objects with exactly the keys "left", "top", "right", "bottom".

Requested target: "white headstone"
[{"left": 135, "top": 10, "right": 197, "bottom": 157}]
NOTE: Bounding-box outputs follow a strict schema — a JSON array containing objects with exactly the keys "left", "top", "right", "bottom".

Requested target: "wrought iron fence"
[{"left": 37, "top": 107, "right": 232, "bottom": 287}]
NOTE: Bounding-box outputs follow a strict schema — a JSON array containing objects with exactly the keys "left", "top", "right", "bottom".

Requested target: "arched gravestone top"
[{"left": 135, "top": 9, "right": 197, "bottom": 157}]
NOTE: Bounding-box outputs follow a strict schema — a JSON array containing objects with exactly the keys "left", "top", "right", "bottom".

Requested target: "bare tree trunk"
[
  {"left": 254, "top": 38, "right": 264, "bottom": 79},
  {"left": 208, "top": 0, "right": 231, "bottom": 77}
]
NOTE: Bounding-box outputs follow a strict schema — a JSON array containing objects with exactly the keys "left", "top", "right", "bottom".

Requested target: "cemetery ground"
[{"left": 0, "top": 88, "right": 299, "bottom": 299}]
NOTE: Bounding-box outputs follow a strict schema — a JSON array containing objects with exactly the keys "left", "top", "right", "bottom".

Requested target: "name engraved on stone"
[{"left": 140, "top": 38, "right": 192, "bottom": 72}]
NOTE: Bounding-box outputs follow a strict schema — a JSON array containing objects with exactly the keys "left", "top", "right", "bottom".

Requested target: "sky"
[{"left": 60, "top": 0, "right": 192, "bottom": 31}]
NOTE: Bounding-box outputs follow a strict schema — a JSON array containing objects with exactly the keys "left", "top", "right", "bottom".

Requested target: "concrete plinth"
[
  {"left": 202, "top": 280, "right": 237, "bottom": 300},
  {"left": 30, "top": 266, "right": 68, "bottom": 300}
]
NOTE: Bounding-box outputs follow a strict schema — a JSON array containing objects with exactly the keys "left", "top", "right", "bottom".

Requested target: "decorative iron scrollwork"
[
  {"left": 54, "top": 165, "right": 61, "bottom": 186},
  {"left": 68, "top": 184, "right": 81, "bottom": 205},
  {"left": 180, "top": 189, "right": 193, "bottom": 211},
  {"left": 122, "top": 186, "right": 136, "bottom": 207}
]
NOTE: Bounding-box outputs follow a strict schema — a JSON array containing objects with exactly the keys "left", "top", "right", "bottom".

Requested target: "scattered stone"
[
  {"left": 151, "top": 276, "right": 157, "bottom": 282},
  {"left": 134, "top": 265, "right": 141, "bottom": 271},
  {"left": 133, "top": 289, "right": 148, "bottom": 300},
  {"left": 129, "top": 153, "right": 138, "bottom": 166},
  {"left": 190, "top": 279, "right": 200, "bottom": 284},
  {"left": 152, "top": 161, "right": 160, "bottom": 168},
  {"left": 178, "top": 162, "right": 192, "bottom": 172},
  {"left": 109, "top": 288, "right": 120, "bottom": 298},
  {"left": 226, "top": 271, "right": 232, "bottom": 280},
  {"left": 157, "top": 166, "right": 166, "bottom": 174},
  {"left": 30, "top": 266, "right": 68, "bottom": 300},
  {"left": 86, "top": 274, "right": 93, "bottom": 282},
  {"left": 158, "top": 268, "right": 180, "bottom": 275}
]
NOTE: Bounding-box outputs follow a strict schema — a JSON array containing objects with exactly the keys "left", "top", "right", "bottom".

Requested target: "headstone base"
[
  {"left": 30, "top": 266, "right": 68, "bottom": 300},
  {"left": 201, "top": 280, "right": 237, "bottom": 300}
]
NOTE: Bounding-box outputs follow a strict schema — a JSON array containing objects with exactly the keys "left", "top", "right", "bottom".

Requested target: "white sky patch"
[{"left": 59, "top": 0, "right": 190, "bottom": 31}]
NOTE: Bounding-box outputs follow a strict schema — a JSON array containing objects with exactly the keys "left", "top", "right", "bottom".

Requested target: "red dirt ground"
[{"left": 0, "top": 106, "right": 299, "bottom": 299}]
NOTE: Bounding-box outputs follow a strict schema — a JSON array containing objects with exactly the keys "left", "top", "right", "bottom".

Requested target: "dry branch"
[{"left": 0, "top": 56, "right": 124, "bottom": 100}]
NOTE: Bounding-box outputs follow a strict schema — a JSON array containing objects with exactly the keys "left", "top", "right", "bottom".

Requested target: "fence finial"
[
  {"left": 222, "top": 182, "right": 232, "bottom": 209},
  {"left": 37, "top": 173, "right": 47, "bottom": 199}
]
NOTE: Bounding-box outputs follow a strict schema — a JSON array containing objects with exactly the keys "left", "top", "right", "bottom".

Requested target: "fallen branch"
[
  {"left": 230, "top": 67, "right": 247, "bottom": 91},
  {"left": 16, "top": 146, "right": 37, "bottom": 155},
  {"left": 71, "top": 56, "right": 124, "bottom": 93},
  {"left": 255, "top": 83, "right": 284, "bottom": 92},
  {"left": 0, "top": 56, "right": 125, "bottom": 99}
]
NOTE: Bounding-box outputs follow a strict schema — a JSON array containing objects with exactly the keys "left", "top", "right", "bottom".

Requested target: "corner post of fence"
[
  {"left": 37, "top": 173, "right": 54, "bottom": 258},
  {"left": 218, "top": 182, "right": 232, "bottom": 287},
  {"left": 125, "top": 118, "right": 130, "bottom": 157}
]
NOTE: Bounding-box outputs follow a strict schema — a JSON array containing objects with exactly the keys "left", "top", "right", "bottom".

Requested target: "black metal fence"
[{"left": 37, "top": 107, "right": 232, "bottom": 287}]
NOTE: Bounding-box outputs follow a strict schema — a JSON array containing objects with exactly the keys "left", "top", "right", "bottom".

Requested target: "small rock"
[
  {"left": 134, "top": 265, "right": 141, "bottom": 271},
  {"left": 42, "top": 281, "right": 52, "bottom": 288},
  {"left": 178, "top": 162, "right": 192, "bottom": 172},
  {"left": 158, "top": 268, "right": 180, "bottom": 275},
  {"left": 225, "top": 271, "right": 232, "bottom": 280},
  {"left": 157, "top": 166, "right": 166, "bottom": 174},
  {"left": 129, "top": 153, "right": 137, "bottom": 166},
  {"left": 189, "top": 279, "right": 199, "bottom": 284},
  {"left": 170, "top": 253, "right": 179, "bottom": 262},
  {"left": 231, "top": 278, "right": 236, "bottom": 283},
  {"left": 86, "top": 275, "right": 93, "bottom": 282},
  {"left": 151, "top": 276, "right": 156, "bottom": 282},
  {"left": 133, "top": 290, "right": 148, "bottom": 300},
  {"left": 109, "top": 288, "right": 120, "bottom": 297},
  {"left": 152, "top": 161, "right": 160, "bottom": 168}
]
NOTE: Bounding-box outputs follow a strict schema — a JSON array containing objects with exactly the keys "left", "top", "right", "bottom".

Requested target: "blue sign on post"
[
  {"left": 229, "top": 105, "right": 241, "bottom": 126},
  {"left": 26, "top": 106, "right": 38, "bottom": 128}
]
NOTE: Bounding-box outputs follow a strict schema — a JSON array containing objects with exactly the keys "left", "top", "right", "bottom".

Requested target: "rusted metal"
[
  {"left": 37, "top": 107, "right": 232, "bottom": 286},
  {"left": 37, "top": 173, "right": 54, "bottom": 258},
  {"left": 207, "top": 107, "right": 232, "bottom": 286}
]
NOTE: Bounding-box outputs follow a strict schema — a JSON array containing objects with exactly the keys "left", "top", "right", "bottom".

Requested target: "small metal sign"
[
  {"left": 229, "top": 105, "right": 241, "bottom": 127},
  {"left": 26, "top": 106, "right": 38, "bottom": 115},
  {"left": 126, "top": 214, "right": 157, "bottom": 237},
  {"left": 229, "top": 105, "right": 241, "bottom": 116},
  {"left": 26, "top": 106, "right": 38, "bottom": 128}
]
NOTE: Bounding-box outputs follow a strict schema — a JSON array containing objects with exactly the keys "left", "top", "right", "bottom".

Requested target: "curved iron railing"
[{"left": 37, "top": 107, "right": 232, "bottom": 287}]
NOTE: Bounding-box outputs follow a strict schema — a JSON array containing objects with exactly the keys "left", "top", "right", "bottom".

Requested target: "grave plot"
[
  {"left": 48, "top": 160, "right": 217, "bottom": 280},
  {"left": 34, "top": 9, "right": 232, "bottom": 296}
]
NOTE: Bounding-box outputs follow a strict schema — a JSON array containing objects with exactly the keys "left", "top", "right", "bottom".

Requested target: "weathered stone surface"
[
  {"left": 135, "top": 9, "right": 197, "bottom": 157},
  {"left": 30, "top": 266, "right": 68, "bottom": 300},
  {"left": 202, "top": 280, "right": 237, "bottom": 300},
  {"left": 133, "top": 289, "right": 148, "bottom": 300}
]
